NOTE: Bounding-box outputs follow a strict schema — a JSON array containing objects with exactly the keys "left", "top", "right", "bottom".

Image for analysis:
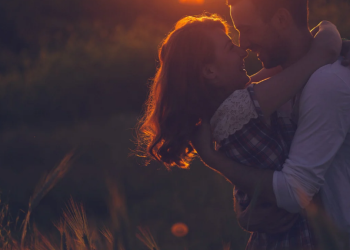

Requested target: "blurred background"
[{"left": 0, "top": 0, "right": 349, "bottom": 249}]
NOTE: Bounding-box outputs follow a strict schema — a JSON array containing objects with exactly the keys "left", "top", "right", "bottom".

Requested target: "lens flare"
[
  {"left": 179, "top": 0, "right": 204, "bottom": 5},
  {"left": 171, "top": 222, "right": 189, "bottom": 237}
]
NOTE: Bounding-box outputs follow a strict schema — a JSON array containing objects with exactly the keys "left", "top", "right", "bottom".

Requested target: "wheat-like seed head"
[{"left": 21, "top": 150, "right": 75, "bottom": 247}]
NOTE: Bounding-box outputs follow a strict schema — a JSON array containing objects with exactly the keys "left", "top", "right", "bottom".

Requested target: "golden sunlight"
[{"left": 179, "top": 0, "right": 204, "bottom": 5}]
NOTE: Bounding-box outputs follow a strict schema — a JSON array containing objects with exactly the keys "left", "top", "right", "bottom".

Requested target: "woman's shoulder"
[
  {"left": 210, "top": 86, "right": 259, "bottom": 143},
  {"left": 214, "top": 85, "right": 255, "bottom": 110}
]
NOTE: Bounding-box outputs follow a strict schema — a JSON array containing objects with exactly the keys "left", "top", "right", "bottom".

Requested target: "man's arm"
[
  {"left": 341, "top": 39, "right": 350, "bottom": 66},
  {"left": 192, "top": 63, "right": 350, "bottom": 209},
  {"left": 274, "top": 64, "right": 350, "bottom": 213},
  {"left": 192, "top": 135, "right": 300, "bottom": 232}
]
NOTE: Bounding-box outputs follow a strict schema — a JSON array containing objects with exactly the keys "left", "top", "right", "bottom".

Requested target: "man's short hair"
[{"left": 227, "top": 0, "right": 309, "bottom": 28}]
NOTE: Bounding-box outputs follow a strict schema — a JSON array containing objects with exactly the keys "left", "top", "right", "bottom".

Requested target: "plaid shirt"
[{"left": 214, "top": 85, "right": 315, "bottom": 250}]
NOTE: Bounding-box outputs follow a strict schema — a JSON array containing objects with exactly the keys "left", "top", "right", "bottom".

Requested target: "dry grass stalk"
[
  {"left": 136, "top": 226, "right": 159, "bottom": 250},
  {"left": 32, "top": 223, "right": 58, "bottom": 250},
  {"left": 0, "top": 200, "right": 24, "bottom": 249},
  {"left": 107, "top": 179, "right": 130, "bottom": 250},
  {"left": 98, "top": 227, "right": 116, "bottom": 249},
  {"left": 21, "top": 150, "right": 75, "bottom": 247},
  {"left": 100, "top": 227, "right": 113, "bottom": 244},
  {"left": 53, "top": 218, "right": 69, "bottom": 250},
  {"left": 62, "top": 197, "right": 93, "bottom": 249},
  {"left": 61, "top": 231, "right": 68, "bottom": 250}
]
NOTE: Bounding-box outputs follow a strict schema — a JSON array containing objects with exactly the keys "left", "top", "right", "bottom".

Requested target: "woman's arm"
[
  {"left": 253, "top": 21, "right": 342, "bottom": 118},
  {"left": 250, "top": 66, "right": 283, "bottom": 83}
]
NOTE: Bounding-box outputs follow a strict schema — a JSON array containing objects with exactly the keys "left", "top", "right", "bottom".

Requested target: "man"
[{"left": 193, "top": 0, "right": 350, "bottom": 247}]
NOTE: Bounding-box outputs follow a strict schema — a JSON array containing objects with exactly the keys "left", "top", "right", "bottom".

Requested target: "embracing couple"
[{"left": 137, "top": 0, "right": 350, "bottom": 249}]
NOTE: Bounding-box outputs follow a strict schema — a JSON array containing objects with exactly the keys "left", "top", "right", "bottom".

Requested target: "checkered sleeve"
[{"left": 216, "top": 86, "right": 314, "bottom": 249}]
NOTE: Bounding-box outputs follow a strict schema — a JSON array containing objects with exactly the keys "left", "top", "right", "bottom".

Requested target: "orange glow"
[
  {"left": 179, "top": 0, "right": 204, "bottom": 5},
  {"left": 171, "top": 222, "right": 189, "bottom": 237}
]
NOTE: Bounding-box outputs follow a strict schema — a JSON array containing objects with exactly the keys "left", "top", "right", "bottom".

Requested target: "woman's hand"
[{"left": 310, "top": 21, "right": 342, "bottom": 64}]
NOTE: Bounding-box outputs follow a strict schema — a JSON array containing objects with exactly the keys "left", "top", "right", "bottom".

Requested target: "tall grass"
[
  {"left": 0, "top": 151, "right": 125, "bottom": 250},
  {"left": 136, "top": 227, "right": 160, "bottom": 250},
  {"left": 0, "top": 149, "right": 348, "bottom": 249},
  {"left": 0, "top": 148, "right": 240, "bottom": 250},
  {"left": 21, "top": 151, "right": 75, "bottom": 246}
]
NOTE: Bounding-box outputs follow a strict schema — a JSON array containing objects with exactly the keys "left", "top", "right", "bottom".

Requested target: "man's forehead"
[{"left": 230, "top": 0, "right": 258, "bottom": 27}]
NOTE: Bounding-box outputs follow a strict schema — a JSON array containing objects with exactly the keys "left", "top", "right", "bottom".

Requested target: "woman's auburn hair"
[{"left": 136, "top": 14, "right": 229, "bottom": 169}]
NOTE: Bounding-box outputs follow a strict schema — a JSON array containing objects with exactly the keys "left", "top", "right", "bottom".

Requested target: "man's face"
[{"left": 230, "top": 0, "right": 289, "bottom": 68}]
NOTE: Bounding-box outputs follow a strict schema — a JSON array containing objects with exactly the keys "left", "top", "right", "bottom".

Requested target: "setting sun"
[{"left": 179, "top": 0, "right": 204, "bottom": 5}]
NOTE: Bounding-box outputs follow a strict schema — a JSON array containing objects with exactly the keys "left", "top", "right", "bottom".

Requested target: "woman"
[{"left": 136, "top": 14, "right": 342, "bottom": 249}]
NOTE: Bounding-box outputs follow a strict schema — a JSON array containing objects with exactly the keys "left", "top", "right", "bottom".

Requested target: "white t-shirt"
[{"left": 273, "top": 60, "right": 350, "bottom": 239}]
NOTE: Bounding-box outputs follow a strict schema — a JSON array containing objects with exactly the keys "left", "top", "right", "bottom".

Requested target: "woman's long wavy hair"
[{"left": 136, "top": 14, "right": 229, "bottom": 169}]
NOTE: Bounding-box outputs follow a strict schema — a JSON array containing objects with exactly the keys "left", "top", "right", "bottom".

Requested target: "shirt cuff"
[{"left": 273, "top": 170, "right": 303, "bottom": 213}]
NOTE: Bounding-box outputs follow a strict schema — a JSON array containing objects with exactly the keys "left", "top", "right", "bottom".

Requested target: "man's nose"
[
  {"left": 237, "top": 46, "right": 248, "bottom": 59},
  {"left": 239, "top": 36, "right": 250, "bottom": 51}
]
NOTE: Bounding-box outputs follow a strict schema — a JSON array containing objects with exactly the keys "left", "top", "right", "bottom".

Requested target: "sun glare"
[{"left": 179, "top": 0, "right": 204, "bottom": 5}]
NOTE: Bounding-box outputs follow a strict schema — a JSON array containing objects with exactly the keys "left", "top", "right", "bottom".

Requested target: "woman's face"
[{"left": 204, "top": 28, "right": 250, "bottom": 93}]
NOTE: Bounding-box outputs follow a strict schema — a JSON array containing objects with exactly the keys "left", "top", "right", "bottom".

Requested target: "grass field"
[{"left": 0, "top": 114, "right": 250, "bottom": 249}]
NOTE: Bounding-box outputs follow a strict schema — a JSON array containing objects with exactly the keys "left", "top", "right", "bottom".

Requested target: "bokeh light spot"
[{"left": 171, "top": 222, "right": 189, "bottom": 237}]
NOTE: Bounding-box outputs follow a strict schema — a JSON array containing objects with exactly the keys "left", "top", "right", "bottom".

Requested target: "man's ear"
[
  {"left": 202, "top": 64, "right": 216, "bottom": 80},
  {"left": 271, "top": 8, "right": 293, "bottom": 31}
]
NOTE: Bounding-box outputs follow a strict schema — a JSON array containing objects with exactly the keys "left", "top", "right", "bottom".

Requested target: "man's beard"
[{"left": 261, "top": 44, "right": 289, "bottom": 69}]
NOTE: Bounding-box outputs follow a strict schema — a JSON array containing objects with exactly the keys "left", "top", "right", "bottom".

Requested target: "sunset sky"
[{"left": 179, "top": 0, "right": 205, "bottom": 4}]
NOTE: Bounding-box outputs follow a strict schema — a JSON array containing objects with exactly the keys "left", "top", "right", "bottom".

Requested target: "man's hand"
[
  {"left": 310, "top": 21, "right": 342, "bottom": 64},
  {"left": 341, "top": 39, "right": 350, "bottom": 66},
  {"left": 237, "top": 202, "right": 300, "bottom": 234}
]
